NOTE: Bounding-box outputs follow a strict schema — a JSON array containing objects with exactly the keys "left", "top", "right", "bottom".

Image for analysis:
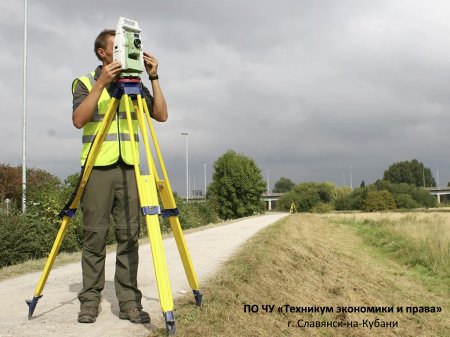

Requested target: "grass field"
[
  {"left": 156, "top": 213, "right": 450, "bottom": 337},
  {"left": 325, "top": 212, "right": 450, "bottom": 290}
]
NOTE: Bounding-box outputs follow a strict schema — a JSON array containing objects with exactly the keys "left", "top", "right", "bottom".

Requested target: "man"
[{"left": 72, "top": 29, "right": 168, "bottom": 324}]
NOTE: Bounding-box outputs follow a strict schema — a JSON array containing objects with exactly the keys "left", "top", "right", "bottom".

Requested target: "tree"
[
  {"left": 273, "top": 177, "right": 295, "bottom": 193},
  {"left": 0, "top": 164, "right": 21, "bottom": 206},
  {"left": 0, "top": 164, "right": 61, "bottom": 210},
  {"left": 383, "top": 159, "right": 435, "bottom": 187},
  {"left": 207, "top": 150, "right": 266, "bottom": 220}
]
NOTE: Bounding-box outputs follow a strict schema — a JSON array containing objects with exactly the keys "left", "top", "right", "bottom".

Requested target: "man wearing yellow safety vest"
[{"left": 72, "top": 29, "right": 168, "bottom": 324}]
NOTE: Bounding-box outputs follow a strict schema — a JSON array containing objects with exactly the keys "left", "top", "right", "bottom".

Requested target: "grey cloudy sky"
[{"left": 2, "top": 0, "right": 450, "bottom": 195}]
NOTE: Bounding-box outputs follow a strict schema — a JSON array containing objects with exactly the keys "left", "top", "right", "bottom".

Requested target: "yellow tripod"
[{"left": 26, "top": 77, "right": 202, "bottom": 335}]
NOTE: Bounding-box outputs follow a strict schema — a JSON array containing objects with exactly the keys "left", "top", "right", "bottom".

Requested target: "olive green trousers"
[{"left": 78, "top": 164, "right": 143, "bottom": 311}]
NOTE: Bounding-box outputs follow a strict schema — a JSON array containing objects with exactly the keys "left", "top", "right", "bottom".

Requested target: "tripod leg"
[
  {"left": 26, "top": 216, "right": 71, "bottom": 318},
  {"left": 138, "top": 97, "right": 202, "bottom": 306},
  {"left": 125, "top": 95, "right": 175, "bottom": 334},
  {"left": 26, "top": 98, "right": 120, "bottom": 319}
]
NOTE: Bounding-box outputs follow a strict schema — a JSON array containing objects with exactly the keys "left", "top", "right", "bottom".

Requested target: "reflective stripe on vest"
[
  {"left": 75, "top": 71, "right": 139, "bottom": 166},
  {"left": 82, "top": 133, "right": 140, "bottom": 143}
]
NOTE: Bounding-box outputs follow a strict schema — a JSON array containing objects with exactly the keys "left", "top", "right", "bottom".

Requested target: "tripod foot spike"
[
  {"left": 26, "top": 295, "right": 43, "bottom": 319},
  {"left": 193, "top": 290, "right": 203, "bottom": 306},
  {"left": 163, "top": 311, "right": 175, "bottom": 335}
]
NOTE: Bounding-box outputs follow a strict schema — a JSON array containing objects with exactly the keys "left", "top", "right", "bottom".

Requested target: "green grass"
[{"left": 329, "top": 215, "right": 450, "bottom": 294}]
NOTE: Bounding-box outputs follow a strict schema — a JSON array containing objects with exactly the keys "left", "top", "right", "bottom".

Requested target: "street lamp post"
[
  {"left": 437, "top": 165, "right": 440, "bottom": 187},
  {"left": 181, "top": 133, "right": 189, "bottom": 202},
  {"left": 202, "top": 161, "right": 206, "bottom": 196},
  {"left": 422, "top": 163, "right": 425, "bottom": 188},
  {"left": 22, "top": 0, "right": 28, "bottom": 213},
  {"left": 350, "top": 166, "right": 353, "bottom": 190}
]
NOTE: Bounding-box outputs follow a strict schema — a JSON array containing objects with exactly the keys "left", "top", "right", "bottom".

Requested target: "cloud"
[{"left": 1, "top": 0, "right": 450, "bottom": 195}]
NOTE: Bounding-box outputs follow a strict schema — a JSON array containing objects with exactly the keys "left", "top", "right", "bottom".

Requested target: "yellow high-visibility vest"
[{"left": 73, "top": 72, "right": 139, "bottom": 166}]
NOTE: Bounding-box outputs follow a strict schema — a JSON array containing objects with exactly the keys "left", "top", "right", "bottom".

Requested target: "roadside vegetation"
[
  {"left": 276, "top": 159, "right": 439, "bottom": 213},
  {"left": 159, "top": 214, "right": 449, "bottom": 337},
  {"left": 0, "top": 148, "right": 267, "bottom": 269},
  {"left": 0, "top": 197, "right": 217, "bottom": 268},
  {"left": 276, "top": 180, "right": 437, "bottom": 213},
  {"left": 0, "top": 164, "right": 219, "bottom": 268}
]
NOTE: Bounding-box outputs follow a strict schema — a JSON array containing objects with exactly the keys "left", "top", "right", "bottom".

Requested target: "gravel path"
[{"left": 0, "top": 213, "right": 288, "bottom": 337}]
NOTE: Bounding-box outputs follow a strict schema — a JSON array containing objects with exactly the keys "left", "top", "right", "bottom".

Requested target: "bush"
[
  {"left": 411, "top": 188, "right": 437, "bottom": 208},
  {"left": 395, "top": 194, "right": 420, "bottom": 209},
  {"left": 0, "top": 208, "right": 86, "bottom": 268},
  {"left": 0, "top": 200, "right": 219, "bottom": 268},
  {"left": 334, "top": 187, "right": 369, "bottom": 211},
  {"left": 367, "top": 180, "right": 436, "bottom": 210},
  {"left": 361, "top": 190, "right": 396, "bottom": 212},
  {"left": 0, "top": 211, "right": 56, "bottom": 267},
  {"left": 334, "top": 195, "right": 353, "bottom": 211},
  {"left": 277, "top": 191, "right": 300, "bottom": 212},
  {"left": 278, "top": 182, "right": 347, "bottom": 212},
  {"left": 310, "top": 202, "right": 335, "bottom": 213},
  {"left": 159, "top": 197, "right": 219, "bottom": 232},
  {"left": 289, "top": 182, "right": 337, "bottom": 212}
]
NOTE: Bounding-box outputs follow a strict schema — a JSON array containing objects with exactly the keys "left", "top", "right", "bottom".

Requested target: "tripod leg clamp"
[
  {"left": 142, "top": 205, "right": 161, "bottom": 216},
  {"left": 161, "top": 208, "right": 179, "bottom": 218},
  {"left": 58, "top": 208, "right": 77, "bottom": 218}
]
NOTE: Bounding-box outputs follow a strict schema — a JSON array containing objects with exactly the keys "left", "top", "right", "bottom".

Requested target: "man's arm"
[
  {"left": 72, "top": 61, "right": 123, "bottom": 129},
  {"left": 143, "top": 52, "right": 168, "bottom": 122}
]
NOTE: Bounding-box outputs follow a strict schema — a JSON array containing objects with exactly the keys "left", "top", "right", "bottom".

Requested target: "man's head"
[{"left": 94, "top": 29, "right": 115, "bottom": 64}]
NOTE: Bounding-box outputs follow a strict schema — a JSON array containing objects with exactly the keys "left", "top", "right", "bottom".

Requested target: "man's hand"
[
  {"left": 143, "top": 52, "right": 158, "bottom": 77},
  {"left": 72, "top": 61, "right": 122, "bottom": 129},
  {"left": 97, "top": 61, "right": 123, "bottom": 87}
]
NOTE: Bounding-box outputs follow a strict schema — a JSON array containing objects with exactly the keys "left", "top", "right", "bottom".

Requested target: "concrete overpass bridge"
[
  {"left": 261, "top": 192, "right": 283, "bottom": 210},
  {"left": 179, "top": 192, "right": 284, "bottom": 210},
  {"left": 426, "top": 187, "right": 450, "bottom": 204}
]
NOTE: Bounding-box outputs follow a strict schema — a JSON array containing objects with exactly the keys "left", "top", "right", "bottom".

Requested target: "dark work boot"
[
  {"left": 119, "top": 307, "right": 150, "bottom": 323},
  {"left": 78, "top": 306, "right": 98, "bottom": 323}
]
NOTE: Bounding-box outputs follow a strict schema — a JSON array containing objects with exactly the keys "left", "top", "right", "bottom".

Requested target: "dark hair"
[{"left": 94, "top": 29, "right": 115, "bottom": 61}]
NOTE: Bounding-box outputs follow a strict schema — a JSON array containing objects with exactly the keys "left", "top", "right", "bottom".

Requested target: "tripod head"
[{"left": 113, "top": 17, "right": 144, "bottom": 78}]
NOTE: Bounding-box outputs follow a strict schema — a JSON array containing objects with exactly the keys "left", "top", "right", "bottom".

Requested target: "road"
[{"left": 0, "top": 213, "right": 288, "bottom": 337}]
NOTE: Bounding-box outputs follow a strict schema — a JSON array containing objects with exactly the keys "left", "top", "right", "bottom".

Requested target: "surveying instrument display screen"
[{"left": 113, "top": 17, "right": 144, "bottom": 77}]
